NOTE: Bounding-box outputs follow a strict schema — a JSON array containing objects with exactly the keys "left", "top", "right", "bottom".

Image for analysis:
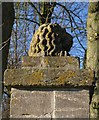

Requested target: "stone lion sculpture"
[{"left": 28, "top": 23, "right": 73, "bottom": 56}]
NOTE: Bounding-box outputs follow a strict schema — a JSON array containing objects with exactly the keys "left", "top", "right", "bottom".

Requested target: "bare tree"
[
  {"left": 2, "top": 2, "right": 15, "bottom": 77},
  {"left": 86, "top": 1, "right": 99, "bottom": 118},
  {"left": 2, "top": 2, "right": 15, "bottom": 118},
  {"left": 9, "top": 2, "right": 88, "bottom": 69}
]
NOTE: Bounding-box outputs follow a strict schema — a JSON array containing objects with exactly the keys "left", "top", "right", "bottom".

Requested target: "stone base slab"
[
  {"left": 10, "top": 88, "right": 89, "bottom": 118},
  {"left": 4, "top": 56, "right": 94, "bottom": 87},
  {"left": 4, "top": 68, "right": 94, "bottom": 87}
]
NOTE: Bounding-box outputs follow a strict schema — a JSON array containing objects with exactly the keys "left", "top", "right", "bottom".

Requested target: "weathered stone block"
[
  {"left": 54, "top": 90, "right": 89, "bottom": 118},
  {"left": 4, "top": 68, "right": 94, "bottom": 87},
  {"left": 22, "top": 56, "right": 79, "bottom": 69},
  {"left": 10, "top": 88, "right": 53, "bottom": 118},
  {"left": 4, "top": 56, "right": 94, "bottom": 119},
  {"left": 55, "top": 109, "right": 89, "bottom": 118},
  {"left": 10, "top": 88, "right": 89, "bottom": 118}
]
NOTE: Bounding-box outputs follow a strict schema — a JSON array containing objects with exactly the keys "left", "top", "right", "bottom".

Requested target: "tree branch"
[
  {"left": 56, "top": 3, "right": 73, "bottom": 32},
  {"left": 28, "top": 2, "right": 42, "bottom": 17},
  {"left": 56, "top": 3, "right": 86, "bottom": 51},
  {"left": 15, "top": 17, "right": 40, "bottom": 26}
]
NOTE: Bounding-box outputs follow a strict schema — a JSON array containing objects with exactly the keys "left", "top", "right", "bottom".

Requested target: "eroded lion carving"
[{"left": 28, "top": 23, "right": 73, "bottom": 56}]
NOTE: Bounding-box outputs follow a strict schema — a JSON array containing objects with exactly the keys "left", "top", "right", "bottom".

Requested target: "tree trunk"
[
  {"left": 39, "top": 2, "right": 56, "bottom": 25},
  {"left": 86, "top": 2, "right": 99, "bottom": 118},
  {"left": 2, "top": 2, "right": 15, "bottom": 79}
]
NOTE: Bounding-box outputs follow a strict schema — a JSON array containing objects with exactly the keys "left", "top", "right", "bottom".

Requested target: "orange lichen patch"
[
  {"left": 55, "top": 70, "right": 76, "bottom": 85},
  {"left": 55, "top": 58, "right": 63, "bottom": 67},
  {"left": 67, "top": 57, "right": 74, "bottom": 64},
  {"left": 25, "top": 70, "right": 44, "bottom": 85},
  {"left": 44, "top": 58, "right": 49, "bottom": 66},
  {"left": 88, "top": 70, "right": 94, "bottom": 79},
  {"left": 4, "top": 68, "right": 94, "bottom": 87}
]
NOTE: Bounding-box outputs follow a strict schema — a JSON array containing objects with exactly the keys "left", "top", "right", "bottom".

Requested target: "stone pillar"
[
  {"left": 4, "top": 23, "right": 94, "bottom": 119},
  {"left": 4, "top": 56, "right": 94, "bottom": 119}
]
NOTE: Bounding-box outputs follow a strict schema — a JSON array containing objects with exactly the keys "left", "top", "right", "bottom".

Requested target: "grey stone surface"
[
  {"left": 54, "top": 90, "right": 89, "bottom": 118},
  {"left": 10, "top": 88, "right": 53, "bottom": 118},
  {"left": 55, "top": 109, "right": 89, "bottom": 118},
  {"left": 22, "top": 56, "right": 79, "bottom": 69},
  {"left": 10, "top": 88, "right": 89, "bottom": 118}
]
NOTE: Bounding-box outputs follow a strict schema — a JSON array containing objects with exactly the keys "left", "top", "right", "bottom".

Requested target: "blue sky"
[{"left": 9, "top": 2, "right": 89, "bottom": 68}]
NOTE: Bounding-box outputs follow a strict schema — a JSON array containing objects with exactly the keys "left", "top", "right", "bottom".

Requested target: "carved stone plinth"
[
  {"left": 4, "top": 56, "right": 94, "bottom": 119},
  {"left": 4, "top": 23, "right": 94, "bottom": 119}
]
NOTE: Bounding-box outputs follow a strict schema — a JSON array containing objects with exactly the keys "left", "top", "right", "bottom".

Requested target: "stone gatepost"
[{"left": 4, "top": 23, "right": 94, "bottom": 119}]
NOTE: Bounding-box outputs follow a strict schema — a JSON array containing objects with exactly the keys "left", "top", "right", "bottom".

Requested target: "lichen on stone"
[
  {"left": 88, "top": 2, "right": 99, "bottom": 13},
  {"left": 54, "top": 70, "right": 76, "bottom": 85},
  {"left": 26, "top": 70, "right": 44, "bottom": 85}
]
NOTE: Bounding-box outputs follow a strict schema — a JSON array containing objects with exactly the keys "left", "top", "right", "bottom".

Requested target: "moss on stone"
[
  {"left": 4, "top": 68, "right": 94, "bottom": 87},
  {"left": 67, "top": 57, "right": 74, "bottom": 64},
  {"left": 89, "top": 2, "right": 99, "bottom": 13},
  {"left": 24, "top": 70, "right": 44, "bottom": 85},
  {"left": 55, "top": 70, "right": 76, "bottom": 85}
]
